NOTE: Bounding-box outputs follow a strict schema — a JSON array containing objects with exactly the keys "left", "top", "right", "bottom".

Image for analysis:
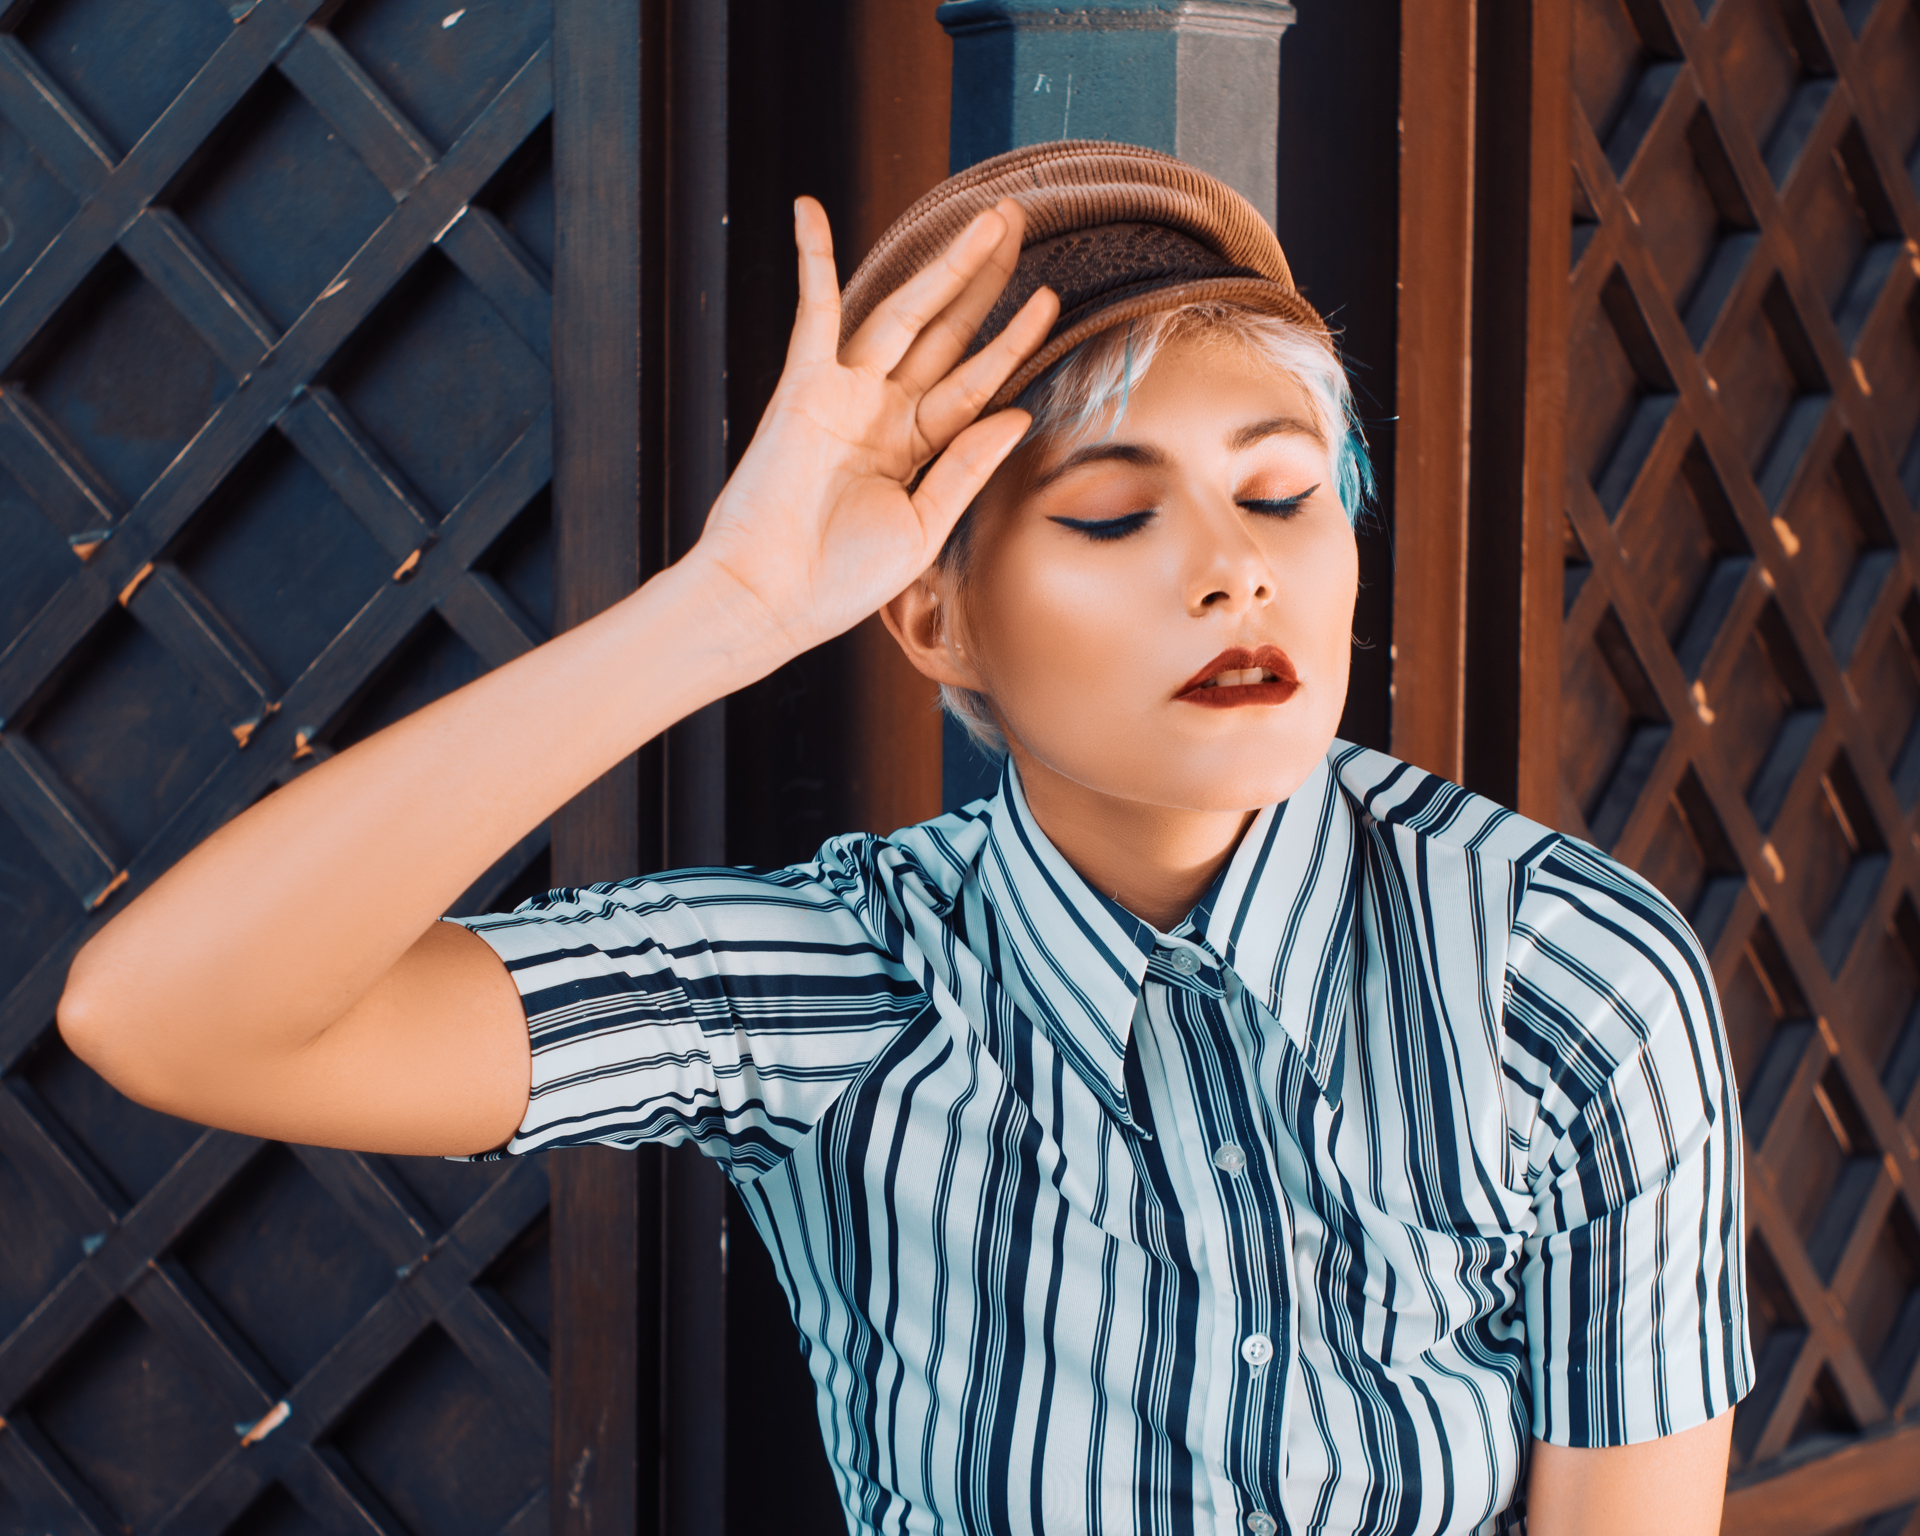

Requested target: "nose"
[{"left": 1185, "top": 499, "right": 1274, "bottom": 616}]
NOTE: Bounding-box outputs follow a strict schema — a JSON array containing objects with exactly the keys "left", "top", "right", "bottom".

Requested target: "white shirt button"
[
  {"left": 1240, "top": 1332, "right": 1273, "bottom": 1368},
  {"left": 1168, "top": 947, "right": 1201, "bottom": 974},
  {"left": 1213, "top": 1143, "right": 1247, "bottom": 1175},
  {"left": 1247, "top": 1512, "right": 1278, "bottom": 1535}
]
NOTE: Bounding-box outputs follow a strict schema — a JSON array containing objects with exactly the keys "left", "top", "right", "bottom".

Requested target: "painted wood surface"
[{"left": 0, "top": 6, "right": 564, "bottom": 1536}]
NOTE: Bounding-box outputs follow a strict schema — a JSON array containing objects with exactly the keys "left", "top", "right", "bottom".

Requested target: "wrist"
[{"left": 628, "top": 549, "right": 804, "bottom": 690}]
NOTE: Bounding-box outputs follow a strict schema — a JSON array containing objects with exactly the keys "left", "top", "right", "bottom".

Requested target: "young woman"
[{"left": 59, "top": 144, "right": 1749, "bottom": 1535}]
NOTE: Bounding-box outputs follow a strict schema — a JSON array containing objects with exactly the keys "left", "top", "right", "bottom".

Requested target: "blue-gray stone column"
[
  {"left": 937, "top": 0, "right": 1295, "bottom": 221},
  {"left": 935, "top": 0, "right": 1296, "bottom": 805}
]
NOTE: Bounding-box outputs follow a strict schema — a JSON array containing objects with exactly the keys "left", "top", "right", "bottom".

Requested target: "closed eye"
[
  {"left": 1050, "top": 510, "right": 1155, "bottom": 543},
  {"left": 1240, "top": 485, "right": 1318, "bottom": 519}
]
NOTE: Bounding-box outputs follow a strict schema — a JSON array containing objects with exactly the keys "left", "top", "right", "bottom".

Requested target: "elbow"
[{"left": 57, "top": 942, "right": 155, "bottom": 1101}]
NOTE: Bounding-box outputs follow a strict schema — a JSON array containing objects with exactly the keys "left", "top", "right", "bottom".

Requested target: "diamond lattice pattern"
[
  {"left": 1565, "top": 0, "right": 1920, "bottom": 1521},
  {"left": 0, "top": 1, "right": 559, "bottom": 1531}
]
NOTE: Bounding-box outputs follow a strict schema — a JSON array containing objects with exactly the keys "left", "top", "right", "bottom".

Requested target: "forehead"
[{"left": 1019, "top": 331, "right": 1328, "bottom": 479}]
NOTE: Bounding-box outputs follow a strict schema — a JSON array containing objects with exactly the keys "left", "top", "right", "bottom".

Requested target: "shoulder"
[
  {"left": 1328, "top": 739, "right": 1563, "bottom": 873},
  {"left": 459, "top": 813, "right": 991, "bottom": 968},
  {"left": 455, "top": 856, "right": 895, "bottom": 971},
  {"left": 1328, "top": 740, "right": 1710, "bottom": 1011}
]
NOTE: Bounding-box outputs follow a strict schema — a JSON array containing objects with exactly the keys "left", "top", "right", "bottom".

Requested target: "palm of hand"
[{"left": 691, "top": 198, "right": 1058, "bottom": 659}]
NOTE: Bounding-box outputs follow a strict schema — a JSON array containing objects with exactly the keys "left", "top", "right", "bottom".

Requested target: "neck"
[{"left": 1008, "top": 747, "right": 1258, "bottom": 932}]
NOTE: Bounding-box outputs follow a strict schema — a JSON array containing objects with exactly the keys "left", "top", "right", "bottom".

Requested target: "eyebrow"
[
  {"left": 1029, "top": 415, "right": 1328, "bottom": 494},
  {"left": 1026, "top": 442, "right": 1165, "bottom": 494},
  {"left": 1228, "top": 415, "right": 1327, "bottom": 450}
]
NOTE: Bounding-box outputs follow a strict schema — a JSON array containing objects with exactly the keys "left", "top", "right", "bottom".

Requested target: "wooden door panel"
[
  {"left": 1565, "top": 0, "right": 1920, "bottom": 1526},
  {"left": 0, "top": 2, "right": 558, "bottom": 1532}
]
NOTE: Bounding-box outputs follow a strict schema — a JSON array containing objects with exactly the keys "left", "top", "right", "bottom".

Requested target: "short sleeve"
[
  {"left": 446, "top": 860, "right": 925, "bottom": 1176},
  {"left": 1507, "top": 840, "right": 1754, "bottom": 1446}
]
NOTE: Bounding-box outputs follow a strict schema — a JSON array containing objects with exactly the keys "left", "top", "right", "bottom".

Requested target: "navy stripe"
[{"left": 449, "top": 741, "right": 1752, "bottom": 1532}]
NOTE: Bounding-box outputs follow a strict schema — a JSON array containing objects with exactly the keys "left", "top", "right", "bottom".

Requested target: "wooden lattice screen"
[
  {"left": 0, "top": 2, "right": 568, "bottom": 1532},
  {"left": 1561, "top": 0, "right": 1920, "bottom": 1527}
]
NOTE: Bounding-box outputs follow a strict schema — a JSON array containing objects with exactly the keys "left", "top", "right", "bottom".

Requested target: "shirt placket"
[{"left": 1146, "top": 941, "right": 1293, "bottom": 1536}]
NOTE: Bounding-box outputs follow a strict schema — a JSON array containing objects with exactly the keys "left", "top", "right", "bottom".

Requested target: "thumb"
[{"left": 909, "top": 409, "right": 1031, "bottom": 550}]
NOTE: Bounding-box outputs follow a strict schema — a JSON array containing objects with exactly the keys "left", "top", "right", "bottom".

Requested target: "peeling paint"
[
  {"left": 237, "top": 1401, "right": 291, "bottom": 1447},
  {"left": 443, "top": 8, "right": 466, "bottom": 26},
  {"left": 68, "top": 528, "right": 112, "bottom": 560},
  {"left": 118, "top": 561, "right": 155, "bottom": 607},
  {"left": 232, "top": 703, "right": 277, "bottom": 749}
]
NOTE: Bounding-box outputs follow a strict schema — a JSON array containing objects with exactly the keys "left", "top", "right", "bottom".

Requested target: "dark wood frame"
[
  {"left": 1392, "top": 0, "right": 1477, "bottom": 783},
  {"left": 548, "top": 1, "right": 650, "bottom": 1533},
  {"left": 1392, "top": 0, "right": 1568, "bottom": 819},
  {"left": 548, "top": 1, "right": 738, "bottom": 1532}
]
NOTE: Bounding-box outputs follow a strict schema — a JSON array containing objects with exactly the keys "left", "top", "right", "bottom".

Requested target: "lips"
[{"left": 1175, "top": 644, "right": 1300, "bottom": 708}]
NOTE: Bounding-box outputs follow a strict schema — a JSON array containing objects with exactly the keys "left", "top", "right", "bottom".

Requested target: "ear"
[{"left": 879, "top": 569, "right": 986, "bottom": 691}]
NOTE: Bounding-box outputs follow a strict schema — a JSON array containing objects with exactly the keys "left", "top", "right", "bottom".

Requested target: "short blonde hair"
[{"left": 938, "top": 304, "right": 1371, "bottom": 757}]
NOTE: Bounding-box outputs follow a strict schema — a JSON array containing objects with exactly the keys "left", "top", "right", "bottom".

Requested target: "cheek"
[
  {"left": 1287, "top": 524, "right": 1360, "bottom": 668},
  {"left": 965, "top": 545, "right": 1164, "bottom": 705}
]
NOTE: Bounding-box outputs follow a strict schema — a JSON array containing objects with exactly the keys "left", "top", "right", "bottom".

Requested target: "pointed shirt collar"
[{"left": 966, "top": 751, "right": 1361, "bottom": 1121}]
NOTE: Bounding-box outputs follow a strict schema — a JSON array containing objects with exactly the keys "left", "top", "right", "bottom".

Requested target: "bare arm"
[
  {"left": 1526, "top": 1409, "right": 1734, "bottom": 1536},
  {"left": 57, "top": 197, "right": 1058, "bottom": 1157}
]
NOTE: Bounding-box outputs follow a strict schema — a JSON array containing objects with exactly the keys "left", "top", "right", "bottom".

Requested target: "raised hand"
[{"left": 690, "top": 195, "right": 1059, "bottom": 661}]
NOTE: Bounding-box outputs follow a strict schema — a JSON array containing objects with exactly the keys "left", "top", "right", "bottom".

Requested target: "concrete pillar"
[{"left": 937, "top": 0, "right": 1295, "bottom": 225}]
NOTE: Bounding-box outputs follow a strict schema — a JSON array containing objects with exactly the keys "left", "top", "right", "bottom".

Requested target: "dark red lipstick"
[{"left": 1175, "top": 645, "right": 1300, "bottom": 707}]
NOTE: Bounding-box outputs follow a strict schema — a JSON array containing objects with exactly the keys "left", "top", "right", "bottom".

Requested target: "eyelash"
[
  {"left": 1052, "top": 511, "right": 1154, "bottom": 542},
  {"left": 1050, "top": 484, "right": 1319, "bottom": 543},
  {"left": 1242, "top": 485, "right": 1317, "bottom": 519}
]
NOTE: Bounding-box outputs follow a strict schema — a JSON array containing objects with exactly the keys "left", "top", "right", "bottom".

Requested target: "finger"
[
  {"left": 887, "top": 199, "right": 1028, "bottom": 398},
  {"left": 913, "top": 284, "right": 1060, "bottom": 452},
  {"left": 787, "top": 196, "right": 842, "bottom": 368},
  {"left": 840, "top": 207, "right": 1012, "bottom": 378},
  {"left": 910, "top": 409, "right": 1032, "bottom": 549}
]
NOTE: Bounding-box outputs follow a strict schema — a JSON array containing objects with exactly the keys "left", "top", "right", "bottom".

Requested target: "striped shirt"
[{"left": 452, "top": 743, "right": 1752, "bottom": 1535}]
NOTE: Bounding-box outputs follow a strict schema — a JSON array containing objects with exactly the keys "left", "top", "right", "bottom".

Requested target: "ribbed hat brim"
[{"left": 839, "top": 141, "right": 1324, "bottom": 411}]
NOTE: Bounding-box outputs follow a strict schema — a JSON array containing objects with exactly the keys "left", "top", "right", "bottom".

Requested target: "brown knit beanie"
[{"left": 839, "top": 141, "right": 1326, "bottom": 412}]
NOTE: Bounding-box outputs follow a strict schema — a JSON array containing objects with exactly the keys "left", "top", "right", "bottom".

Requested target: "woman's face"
[{"left": 951, "top": 330, "right": 1360, "bottom": 813}]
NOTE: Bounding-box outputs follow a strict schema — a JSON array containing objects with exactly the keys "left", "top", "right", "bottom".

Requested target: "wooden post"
[
  {"left": 549, "top": 3, "right": 650, "bottom": 1536},
  {"left": 1391, "top": 0, "right": 1476, "bottom": 783},
  {"left": 1460, "top": 0, "right": 1567, "bottom": 819},
  {"left": 662, "top": 1, "right": 730, "bottom": 1530},
  {"left": 842, "top": 0, "right": 953, "bottom": 838}
]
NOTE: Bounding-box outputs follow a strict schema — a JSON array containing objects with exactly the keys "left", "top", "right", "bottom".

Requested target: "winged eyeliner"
[{"left": 1048, "top": 484, "right": 1319, "bottom": 542}]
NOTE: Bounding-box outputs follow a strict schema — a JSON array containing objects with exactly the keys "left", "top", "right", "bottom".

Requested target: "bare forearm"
[{"left": 59, "top": 556, "right": 777, "bottom": 1092}]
